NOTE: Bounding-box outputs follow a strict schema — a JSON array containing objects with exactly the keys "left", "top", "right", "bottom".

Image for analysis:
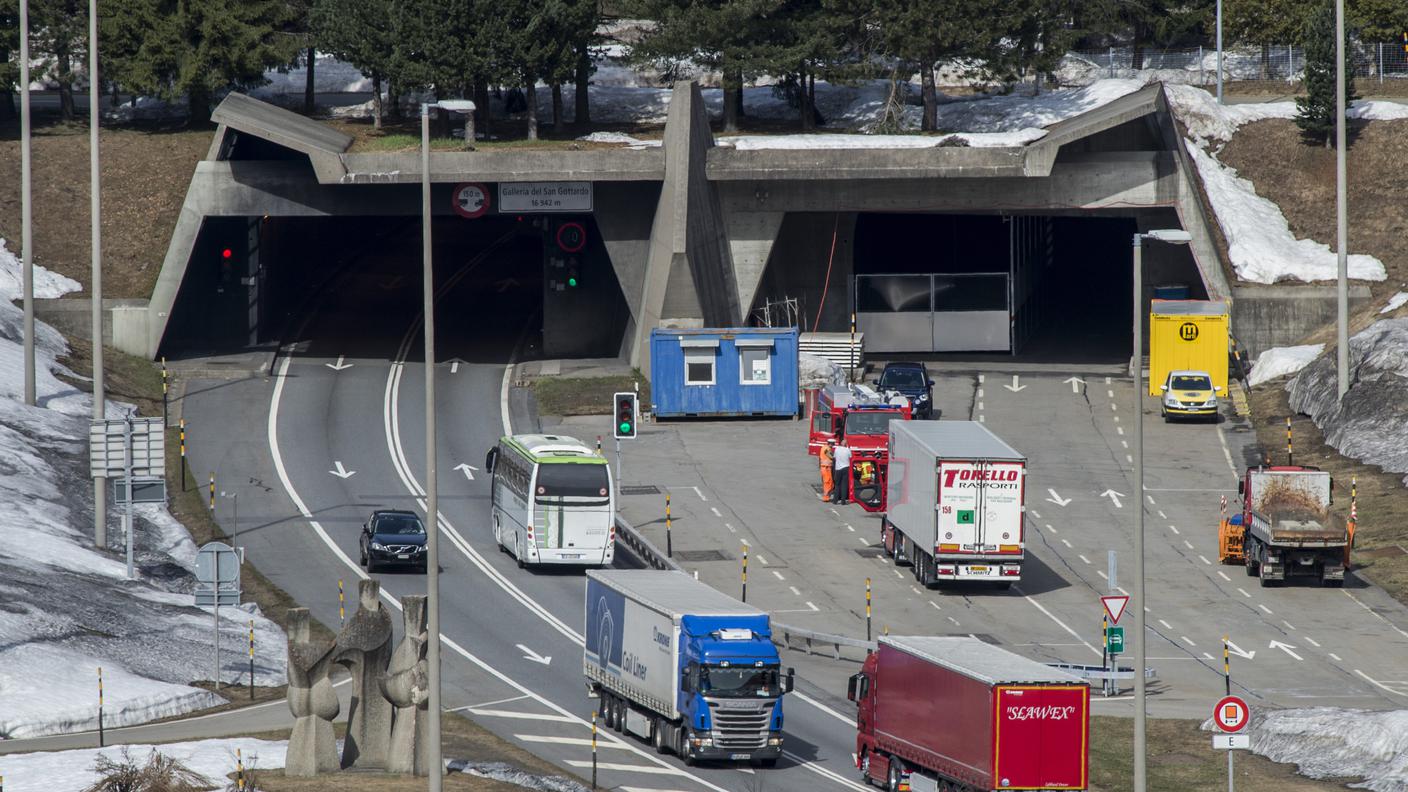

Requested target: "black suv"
[
  {"left": 875, "top": 362, "right": 935, "bottom": 419},
  {"left": 359, "top": 510, "right": 428, "bottom": 573}
]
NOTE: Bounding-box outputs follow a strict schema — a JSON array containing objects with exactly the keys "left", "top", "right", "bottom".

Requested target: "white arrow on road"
[
  {"left": 1225, "top": 640, "right": 1256, "bottom": 660},
  {"left": 516, "top": 644, "right": 552, "bottom": 665},
  {"left": 1101, "top": 489, "right": 1125, "bottom": 509},
  {"left": 325, "top": 355, "right": 353, "bottom": 371},
  {"left": 1268, "top": 640, "right": 1303, "bottom": 661},
  {"left": 454, "top": 463, "right": 478, "bottom": 481},
  {"left": 1003, "top": 374, "right": 1026, "bottom": 393},
  {"left": 1045, "top": 488, "right": 1072, "bottom": 507},
  {"left": 1064, "top": 376, "right": 1084, "bottom": 393},
  {"left": 447, "top": 357, "right": 466, "bottom": 374},
  {"left": 329, "top": 461, "right": 356, "bottom": 479}
]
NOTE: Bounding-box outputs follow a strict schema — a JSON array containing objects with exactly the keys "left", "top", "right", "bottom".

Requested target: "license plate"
[
  {"left": 397, "top": 554, "right": 410, "bottom": 560},
  {"left": 562, "top": 553, "right": 582, "bottom": 559},
  {"left": 968, "top": 565, "right": 989, "bottom": 574},
  {"left": 730, "top": 754, "right": 749, "bottom": 760}
]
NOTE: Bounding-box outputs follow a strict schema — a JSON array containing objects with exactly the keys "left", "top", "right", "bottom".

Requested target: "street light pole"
[
  {"left": 420, "top": 102, "right": 443, "bottom": 790},
  {"left": 20, "top": 0, "right": 35, "bottom": 407},
  {"left": 90, "top": 0, "right": 107, "bottom": 548},
  {"left": 1334, "top": 0, "right": 1349, "bottom": 399},
  {"left": 1215, "top": 0, "right": 1224, "bottom": 104},
  {"left": 1131, "top": 233, "right": 1148, "bottom": 792}
]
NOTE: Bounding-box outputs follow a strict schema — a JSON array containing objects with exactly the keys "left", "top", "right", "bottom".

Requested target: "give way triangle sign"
[{"left": 1102, "top": 595, "right": 1130, "bottom": 624}]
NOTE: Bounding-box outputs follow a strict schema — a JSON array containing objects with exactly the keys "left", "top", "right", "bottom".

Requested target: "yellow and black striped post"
[
  {"left": 591, "top": 708, "right": 599, "bottom": 790},
  {"left": 236, "top": 747, "right": 245, "bottom": 791},
  {"left": 1223, "top": 635, "right": 1231, "bottom": 696},
  {"left": 741, "top": 545, "right": 748, "bottom": 602},
  {"left": 161, "top": 356, "right": 169, "bottom": 428},
  {"left": 179, "top": 419, "right": 187, "bottom": 491},
  {"left": 248, "top": 619, "right": 256, "bottom": 700},
  {"left": 338, "top": 579, "right": 345, "bottom": 624},
  {"left": 209, "top": 472, "right": 215, "bottom": 511},
  {"left": 865, "top": 577, "right": 873, "bottom": 642},
  {"left": 1286, "top": 416, "right": 1293, "bottom": 465},
  {"left": 1351, "top": 476, "right": 1358, "bottom": 522},
  {"left": 849, "top": 313, "right": 857, "bottom": 382},
  {"left": 97, "top": 666, "right": 105, "bottom": 747},
  {"left": 595, "top": 436, "right": 602, "bottom": 456},
  {"left": 665, "top": 494, "right": 673, "bottom": 558}
]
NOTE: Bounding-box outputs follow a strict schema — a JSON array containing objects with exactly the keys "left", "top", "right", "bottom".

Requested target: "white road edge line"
[{"left": 1012, "top": 586, "right": 1101, "bottom": 658}]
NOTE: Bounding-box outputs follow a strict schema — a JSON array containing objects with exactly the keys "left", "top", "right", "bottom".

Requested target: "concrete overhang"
[
  {"left": 706, "top": 145, "right": 1029, "bottom": 180},
  {"left": 1023, "top": 84, "right": 1165, "bottom": 175},
  {"left": 336, "top": 149, "right": 665, "bottom": 184},
  {"left": 211, "top": 92, "right": 354, "bottom": 183}
]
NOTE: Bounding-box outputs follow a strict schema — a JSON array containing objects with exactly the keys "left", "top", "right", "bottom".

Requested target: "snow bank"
[
  {"left": 1166, "top": 84, "right": 1408, "bottom": 143},
  {"left": 0, "top": 242, "right": 287, "bottom": 739},
  {"left": 933, "top": 79, "right": 1147, "bottom": 132},
  {"left": 1244, "top": 708, "right": 1408, "bottom": 792},
  {"left": 576, "top": 131, "right": 660, "bottom": 149},
  {"left": 1288, "top": 319, "right": 1408, "bottom": 485},
  {"left": 0, "top": 738, "right": 286, "bottom": 791},
  {"left": 1381, "top": 292, "right": 1408, "bottom": 315},
  {"left": 1183, "top": 141, "right": 1386, "bottom": 283},
  {"left": 450, "top": 759, "right": 591, "bottom": 792},
  {"left": 252, "top": 53, "right": 373, "bottom": 98},
  {"left": 716, "top": 129, "right": 1046, "bottom": 150},
  {"left": 1248, "top": 344, "right": 1324, "bottom": 387}
]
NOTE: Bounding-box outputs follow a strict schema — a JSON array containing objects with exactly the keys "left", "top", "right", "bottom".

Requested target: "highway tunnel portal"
[{"left": 140, "top": 83, "right": 1229, "bottom": 369}]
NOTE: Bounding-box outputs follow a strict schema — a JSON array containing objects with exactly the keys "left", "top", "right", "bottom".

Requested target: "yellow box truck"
[{"left": 1148, "top": 300, "right": 1229, "bottom": 395}]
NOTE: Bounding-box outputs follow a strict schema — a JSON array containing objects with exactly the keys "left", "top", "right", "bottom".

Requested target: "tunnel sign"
[
  {"left": 1179, "top": 322, "right": 1199, "bottom": 341},
  {"left": 453, "top": 183, "right": 490, "bottom": 219},
  {"left": 1213, "top": 695, "right": 1250, "bottom": 733},
  {"left": 500, "top": 182, "right": 593, "bottom": 213}
]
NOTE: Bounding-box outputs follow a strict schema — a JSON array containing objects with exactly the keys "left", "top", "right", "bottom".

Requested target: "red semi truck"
[
  {"left": 807, "top": 384, "right": 912, "bottom": 512},
  {"left": 849, "top": 636, "right": 1089, "bottom": 792}
]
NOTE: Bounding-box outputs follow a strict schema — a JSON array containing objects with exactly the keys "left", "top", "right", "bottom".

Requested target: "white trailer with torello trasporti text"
[{"left": 882, "top": 421, "right": 1027, "bottom": 588}]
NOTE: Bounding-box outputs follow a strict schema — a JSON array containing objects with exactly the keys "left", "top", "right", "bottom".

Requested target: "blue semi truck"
[{"left": 584, "top": 569, "right": 793, "bottom": 766}]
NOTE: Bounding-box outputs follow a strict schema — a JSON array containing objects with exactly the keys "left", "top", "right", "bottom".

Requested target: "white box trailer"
[{"left": 883, "top": 421, "right": 1027, "bottom": 587}]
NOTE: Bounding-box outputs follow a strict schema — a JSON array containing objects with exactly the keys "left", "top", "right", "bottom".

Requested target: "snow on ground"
[
  {"left": 0, "top": 738, "right": 287, "bottom": 792},
  {"left": 251, "top": 53, "right": 373, "bottom": 98},
  {"left": 0, "top": 240, "right": 287, "bottom": 740},
  {"left": 1183, "top": 141, "right": 1386, "bottom": 283},
  {"left": 716, "top": 129, "right": 1047, "bottom": 150},
  {"left": 1248, "top": 344, "right": 1325, "bottom": 387},
  {"left": 1382, "top": 291, "right": 1408, "bottom": 314},
  {"left": 932, "top": 79, "right": 1147, "bottom": 132},
  {"left": 1244, "top": 708, "right": 1408, "bottom": 792},
  {"left": 1167, "top": 83, "right": 1408, "bottom": 143}
]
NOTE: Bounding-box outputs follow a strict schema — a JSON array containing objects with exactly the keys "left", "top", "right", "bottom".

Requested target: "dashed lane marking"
[
  {"left": 1046, "top": 524, "right": 1058, "bottom": 534},
  {"left": 929, "top": 600, "right": 942, "bottom": 610},
  {"left": 1061, "top": 538, "right": 1072, "bottom": 548},
  {"left": 1283, "top": 620, "right": 1296, "bottom": 631},
  {"left": 1330, "top": 653, "right": 1343, "bottom": 661},
  {"left": 1097, "top": 571, "right": 1108, "bottom": 580},
  {"left": 567, "top": 762, "right": 686, "bottom": 776},
  {"left": 517, "top": 735, "right": 631, "bottom": 749},
  {"left": 710, "top": 506, "right": 722, "bottom": 517},
  {"left": 1158, "top": 619, "right": 1173, "bottom": 630},
  {"left": 1217, "top": 571, "right": 1231, "bottom": 581},
  {"left": 1181, "top": 636, "right": 1197, "bottom": 647},
  {"left": 789, "top": 586, "right": 801, "bottom": 596},
  {"left": 1259, "top": 604, "right": 1273, "bottom": 615},
  {"left": 1237, "top": 588, "right": 1252, "bottom": 598},
  {"left": 1304, "top": 636, "right": 1320, "bottom": 647},
  {"left": 1169, "top": 525, "right": 1180, "bottom": 534},
  {"left": 756, "top": 554, "right": 769, "bottom": 565},
  {"left": 469, "top": 709, "right": 577, "bottom": 723},
  {"left": 1183, "top": 540, "right": 1195, "bottom": 550},
  {"left": 1012, "top": 585, "right": 1102, "bottom": 658},
  {"left": 1199, "top": 555, "right": 1212, "bottom": 565},
  {"left": 1078, "top": 554, "right": 1091, "bottom": 564},
  {"left": 772, "top": 570, "right": 786, "bottom": 581}
]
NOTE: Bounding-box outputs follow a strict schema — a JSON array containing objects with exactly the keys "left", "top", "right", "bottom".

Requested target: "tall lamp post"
[
  {"left": 420, "top": 97, "right": 474, "bottom": 791},
  {"left": 91, "top": 0, "right": 108, "bottom": 548},
  {"left": 1334, "top": 0, "right": 1348, "bottom": 399},
  {"left": 1130, "top": 228, "right": 1192, "bottom": 792},
  {"left": 1215, "top": 0, "right": 1224, "bottom": 103},
  {"left": 20, "top": 0, "right": 35, "bottom": 407}
]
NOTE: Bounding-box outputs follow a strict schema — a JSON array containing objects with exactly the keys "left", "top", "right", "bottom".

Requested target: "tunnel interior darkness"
[{"left": 160, "top": 213, "right": 629, "bottom": 363}]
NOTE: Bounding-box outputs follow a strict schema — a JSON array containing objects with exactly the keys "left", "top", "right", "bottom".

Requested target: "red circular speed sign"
[
  {"left": 1213, "top": 695, "right": 1250, "bottom": 733},
  {"left": 556, "top": 221, "right": 587, "bottom": 253},
  {"left": 452, "top": 183, "right": 490, "bottom": 219}
]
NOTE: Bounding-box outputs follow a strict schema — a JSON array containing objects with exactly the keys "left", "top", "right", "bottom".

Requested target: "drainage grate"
[
  {"left": 620, "top": 485, "right": 661, "bottom": 496},
  {"left": 853, "top": 547, "right": 884, "bottom": 558},
  {"left": 672, "top": 549, "right": 732, "bottom": 562}
]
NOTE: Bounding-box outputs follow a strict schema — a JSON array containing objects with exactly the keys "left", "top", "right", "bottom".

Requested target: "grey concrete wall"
[
  {"left": 595, "top": 182, "right": 662, "bottom": 358},
  {"left": 1231, "top": 283, "right": 1374, "bottom": 359},
  {"left": 750, "top": 213, "right": 857, "bottom": 333},
  {"left": 34, "top": 298, "right": 152, "bottom": 358},
  {"left": 724, "top": 210, "right": 785, "bottom": 315}
]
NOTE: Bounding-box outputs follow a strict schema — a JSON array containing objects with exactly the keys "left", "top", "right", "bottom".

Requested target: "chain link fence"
[{"left": 1059, "top": 43, "right": 1408, "bottom": 93}]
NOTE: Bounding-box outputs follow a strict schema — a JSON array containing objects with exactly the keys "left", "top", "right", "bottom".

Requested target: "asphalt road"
[
  {"left": 178, "top": 237, "right": 869, "bottom": 792},
  {"left": 554, "top": 369, "right": 1408, "bottom": 719}
]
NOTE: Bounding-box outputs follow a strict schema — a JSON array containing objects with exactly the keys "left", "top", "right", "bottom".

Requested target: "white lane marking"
[
  {"left": 1330, "top": 652, "right": 1343, "bottom": 661},
  {"left": 772, "top": 570, "right": 786, "bottom": 581},
  {"left": 893, "top": 569, "right": 904, "bottom": 579},
  {"left": 517, "top": 734, "right": 631, "bottom": 748},
  {"left": 805, "top": 602, "right": 819, "bottom": 611},
  {"left": 1283, "top": 620, "right": 1296, "bottom": 631},
  {"left": 1217, "top": 571, "right": 1231, "bottom": 581},
  {"left": 1045, "top": 524, "right": 1057, "bottom": 534},
  {"left": 567, "top": 761, "right": 685, "bottom": 776},
  {"left": 1304, "top": 636, "right": 1320, "bottom": 647},
  {"left": 500, "top": 363, "right": 514, "bottom": 437},
  {"left": 784, "top": 750, "right": 872, "bottom": 792},
  {"left": 859, "top": 536, "right": 869, "bottom": 545},
  {"left": 756, "top": 554, "right": 769, "bottom": 565},
  {"left": 911, "top": 586, "right": 923, "bottom": 595},
  {"left": 451, "top": 360, "right": 459, "bottom": 374},
  {"left": 1125, "top": 454, "right": 1134, "bottom": 463},
  {"left": 1116, "top": 587, "right": 1130, "bottom": 596},
  {"left": 977, "top": 388, "right": 984, "bottom": 398},
  {"left": 710, "top": 506, "right": 722, "bottom": 517},
  {"left": 1183, "top": 540, "right": 1194, "bottom": 550},
  {"left": 1203, "top": 652, "right": 1215, "bottom": 661},
  {"left": 1258, "top": 604, "right": 1273, "bottom": 614},
  {"left": 1105, "top": 377, "right": 1111, "bottom": 384},
  {"left": 1065, "top": 376, "right": 1083, "bottom": 393},
  {"left": 979, "top": 402, "right": 985, "bottom": 411},
  {"left": 1078, "top": 554, "right": 1091, "bottom": 565},
  {"left": 845, "top": 524, "right": 855, "bottom": 532},
  {"left": 1097, "top": 571, "right": 1108, "bottom": 580},
  {"left": 1012, "top": 586, "right": 1102, "bottom": 658},
  {"left": 1199, "top": 555, "right": 1212, "bottom": 565},
  {"left": 1061, "top": 538, "right": 1073, "bottom": 548},
  {"left": 1107, "top": 389, "right": 1114, "bottom": 398},
  {"left": 1110, "top": 403, "right": 1117, "bottom": 411},
  {"left": 1169, "top": 525, "right": 1181, "bottom": 535},
  {"left": 454, "top": 462, "right": 478, "bottom": 480},
  {"left": 1237, "top": 588, "right": 1251, "bottom": 598},
  {"left": 623, "top": 787, "right": 694, "bottom": 792},
  {"left": 1121, "top": 440, "right": 1129, "bottom": 449},
  {"left": 465, "top": 694, "right": 531, "bottom": 710},
  {"left": 978, "top": 415, "right": 985, "bottom": 423},
  {"left": 978, "top": 374, "right": 985, "bottom": 383},
  {"left": 1181, "top": 636, "right": 1197, "bottom": 647},
  {"left": 1156, "top": 509, "right": 1165, "bottom": 518},
  {"left": 1226, "top": 641, "right": 1256, "bottom": 659},
  {"left": 789, "top": 585, "right": 801, "bottom": 596},
  {"left": 1031, "top": 510, "right": 1042, "bottom": 519},
  {"left": 829, "top": 508, "right": 839, "bottom": 516},
  {"left": 725, "top": 523, "right": 737, "bottom": 533},
  {"left": 929, "top": 600, "right": 942, "bottom": 610},
  {"left": 1117, "top": 426, "right": 1125, "bottom": 436},
  {"left": 1004, "top": 374, "right": 1025, "bottom": 393},
  {"left": 1158, "top": 619, "right": 1173, "bottom": 630},
  {"left": 517, "top": 644, "right": 552, "bottom": 665},
  {"left": 1215, "top": 422, "right": 1239, "bottom": 479},
  {"left": 791, "top": 690, "right": 853, "bottom": 726},
  {"left": 948, "top": 616, "right": 961, "bottom": 626},
  {"left": 1343, "top": 590, "right": 1408, "bottom": 639},
  {"left": 1147, "top": 495, "right": 1156, "bottom": 505},
  {"left": 1354, "top": 670, "right": 1408, "bottom": 697},
  {"left": 1269, "top": 641, "right": 1303, "bottom": 661},
  {"left": 1113, "top": 416, "right": 1119, "bottom": 423},
  {"left": 329, "top": 460, "right": 356, "bottom": 479},
  {"left": 692, "top": 487, "right": 707, "bottom": 501},
  {"left": 467, "top": 710, "right": 578, "bottom": 722},
  {"left": 325, "top": 355, "right": 353, "bottom": 371}
]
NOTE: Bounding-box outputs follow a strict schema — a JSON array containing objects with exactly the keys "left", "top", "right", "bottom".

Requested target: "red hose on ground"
[{"left": 812, "top": 214, "right": 841, "bottom": 331}]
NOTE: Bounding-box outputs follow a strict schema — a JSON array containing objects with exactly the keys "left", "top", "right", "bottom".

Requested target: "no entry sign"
[{"left": 1213, "top": 695, "right": 1250, "bottom": 733}]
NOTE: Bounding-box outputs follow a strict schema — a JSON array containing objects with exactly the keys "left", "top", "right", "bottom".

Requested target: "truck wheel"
[
  {"left": 653, "top": 719, "right": 669, "bottom": 754},
  {"left": 680, "top": 730, "right": 697, "bottom": 766},
  {"left": 860, "top": 752, "right": 873, "bottom": 785},
  {"left": 886, "top": 757, "right": 903, "bottom": 792},
  {"left": 611, "top": 697, "right": 625, "bottom": 733},
  {"left": 1245, "top": 542, "right": 1260, "bottom": 577}
]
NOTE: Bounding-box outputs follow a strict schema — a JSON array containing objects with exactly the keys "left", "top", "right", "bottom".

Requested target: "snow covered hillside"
[{"left": 0, "top": 240, "right": 286, "bottom": 740}]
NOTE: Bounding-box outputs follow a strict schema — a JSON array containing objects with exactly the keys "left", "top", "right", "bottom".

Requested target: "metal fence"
[{"left": 1060, "top": 43, "right": 1408, "bottom": 89}]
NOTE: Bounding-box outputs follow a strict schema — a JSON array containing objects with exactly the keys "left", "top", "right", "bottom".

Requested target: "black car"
[
  {"left": 875, "top": 362, "right": 935, "bottom": 418},
  {"left": 359, "top": 510, "right": 428, "bottom": 573}
]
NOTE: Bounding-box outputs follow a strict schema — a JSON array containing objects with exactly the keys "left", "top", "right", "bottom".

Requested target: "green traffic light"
[
  {"left": 568, "top": 277, "right": 578, "bottom": 287},
  {"left": 619, "top": 421, "right": 632, "bottom": 434}
]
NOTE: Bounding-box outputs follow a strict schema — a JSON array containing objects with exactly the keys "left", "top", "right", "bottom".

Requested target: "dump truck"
[
  {"left": 583, "top": 570, "right": 793, "bottom": 766},
  {"left": 848, "top": 636, "right": 1089, "bottom": 792},
  {"left": 882, "top": 421, "right": 1027, "bottom": 587},
  {"left": 1218, "top": 465, "right": 1350, "bottom": 587}
]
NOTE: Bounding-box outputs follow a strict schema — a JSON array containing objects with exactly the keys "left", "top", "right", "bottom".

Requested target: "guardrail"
[{"left": 614, "top": 517, "right": 875, "bottom": 661}]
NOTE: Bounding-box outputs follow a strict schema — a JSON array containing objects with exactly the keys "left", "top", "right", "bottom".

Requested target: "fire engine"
[{"left": 807, "top": 384, "right": 912, "bottom": 512}]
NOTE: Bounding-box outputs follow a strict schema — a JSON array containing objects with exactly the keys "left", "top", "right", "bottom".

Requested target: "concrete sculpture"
[{"left": 381, "top": 594, "right": 431, "bottom": 775}]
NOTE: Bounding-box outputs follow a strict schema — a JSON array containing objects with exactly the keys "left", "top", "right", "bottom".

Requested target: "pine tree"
[
  {"left": 1295, "top": 1, "right": 1357, "bottom": 147},
  {"left": 1077, "top": 0, "right": 1214, "bottom": 68},
  {"left": 390, "top": 0, "right": 503, "bottom": 137},
  {"left": 30, "top": 0, "right": 85, "bottom": 120},
  {"left": 0, "top": 0, "right": 19, "bottom": 121},
  {"left": 1225, "top": 0, "right": 1312, "bottom": 78},
  {"left": 311, "top": 0, "right": 393, "bottom": 128},
  {"left": 1350, "top": 0, "right": 1408, "bottom": 44}
]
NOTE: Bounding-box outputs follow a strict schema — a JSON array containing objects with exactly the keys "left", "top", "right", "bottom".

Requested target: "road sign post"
[
  {"left": 1213, "top": 693, "right": 1251, "bottom": 792},
  {"left": 195, "top": 542, "right": 242, "bottom": 691},
  {"left": 90, "top": 415, "right": 165, "bottom": 580}
]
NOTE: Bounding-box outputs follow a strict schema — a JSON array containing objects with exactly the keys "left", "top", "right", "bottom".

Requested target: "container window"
[
  {"left": 739, "top": 348, "right": 772, "bottom": 385},
  {"left": 685, "top": 351, "right": 716, "bottom": 386}
]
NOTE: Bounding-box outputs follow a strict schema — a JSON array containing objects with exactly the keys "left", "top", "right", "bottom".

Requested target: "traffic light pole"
[{"left": 615, "top": 438, "right": 622, "bottom": 497}]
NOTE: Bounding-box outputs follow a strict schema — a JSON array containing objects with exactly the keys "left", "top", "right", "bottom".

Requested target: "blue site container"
[{"left": 650, "top": 327, "right": 800, "bottom": 418}]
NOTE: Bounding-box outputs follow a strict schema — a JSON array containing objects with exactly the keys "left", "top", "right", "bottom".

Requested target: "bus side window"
[{"left": 485, "top": 446, "right": 498, "bottom": 474}]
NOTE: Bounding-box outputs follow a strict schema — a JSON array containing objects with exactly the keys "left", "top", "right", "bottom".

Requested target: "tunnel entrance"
[
  {"left": 750, "top": 211, "right": 1206, "bottom": 365},
  {"left": 159, "top": 213, "right": 629, "bottom": 362}
]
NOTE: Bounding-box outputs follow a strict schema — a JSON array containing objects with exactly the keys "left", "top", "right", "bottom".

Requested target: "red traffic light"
[{"left": 221, "top": 248, "right": 233, "bottom": 259}]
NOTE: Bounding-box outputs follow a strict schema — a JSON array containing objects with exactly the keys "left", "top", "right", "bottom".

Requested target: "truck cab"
[
  {"left": 678, "top": 618, "right": 792, "bottom": 764},
  {"left": 807, "top": 384, "right": 912, "bottom": 511}
]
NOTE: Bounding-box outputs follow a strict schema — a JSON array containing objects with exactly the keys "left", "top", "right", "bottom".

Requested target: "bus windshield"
[
  {"left": 701, "top": 665, "right": 780, "bottom": 698},
  {"left": 536, "top": 463, "right": 610, "bottom": 499},
  {"left": 844, "top": 411, "right": 898, "bottom": 437}
]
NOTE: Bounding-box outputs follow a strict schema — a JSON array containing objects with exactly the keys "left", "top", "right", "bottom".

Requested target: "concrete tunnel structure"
[{"left": 47, "top": 81, "right": 1371, "bottom": 369}]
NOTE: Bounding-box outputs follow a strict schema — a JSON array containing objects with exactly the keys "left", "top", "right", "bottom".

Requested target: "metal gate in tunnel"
[{"left": 854, "top": 273, "right": 1011, "bottom": 353}]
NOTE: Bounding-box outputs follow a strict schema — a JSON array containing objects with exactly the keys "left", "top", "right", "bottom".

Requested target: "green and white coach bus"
[{"left": 485, "top": 434, "right": 616, "bottom": 568}]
